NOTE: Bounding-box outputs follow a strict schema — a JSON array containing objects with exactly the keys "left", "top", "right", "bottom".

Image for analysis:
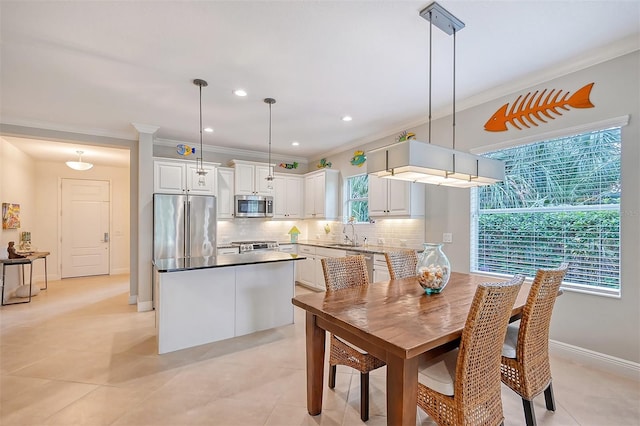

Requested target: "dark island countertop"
[{"left": 153, "top": 252, "right": 305, "bottom": 273}]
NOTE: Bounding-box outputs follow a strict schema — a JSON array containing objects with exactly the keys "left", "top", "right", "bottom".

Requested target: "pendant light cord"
[
  {"left": 268, "top": 101, "right": 272, "bottom": 173},
  {"left": 428, "top": 10, "right": 432, "bottom": 144},
  {"left": 452, "top": 29, "right": 456, "bottom": 151},
  {"left": 199, "top": 83, "right": 203, "bottom": 169}
]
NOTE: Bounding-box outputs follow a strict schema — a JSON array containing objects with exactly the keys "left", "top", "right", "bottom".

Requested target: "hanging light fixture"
[
  {"left": 193, "top": 78, "right": 208, "bottom": 186},
  {"left": 264, "top": 97, "right": 276, "bottom": 190},
  {"left": 66, "top": 150, "right": 93, "bottom": 171},
  {"left": 368, "top": 2, "right": 504, "bottom": 188}
]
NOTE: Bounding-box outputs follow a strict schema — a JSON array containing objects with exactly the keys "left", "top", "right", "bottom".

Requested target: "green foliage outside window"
[
  {"left": 346, "top": 174, "right": 369, "bottom": 223},
  {"left": 473, "top": 128, "right": 621, "bottom": 291}
]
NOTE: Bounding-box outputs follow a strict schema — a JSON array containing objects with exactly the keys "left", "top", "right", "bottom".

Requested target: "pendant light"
[
  {"left": 264, "top": 97, "right": 276, "bottom": 190},
  {"left": 66, "top": 150, "right": 93, "bottom": 171},
  {"left": 368, "top": 2, "right": 504, "bottom": 187},
  {"left": 193, "top": 78, "right": 208, "bottom": 186}
]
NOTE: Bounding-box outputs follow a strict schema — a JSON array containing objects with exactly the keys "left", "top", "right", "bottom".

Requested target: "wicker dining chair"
[
  {"left": 321, "top": 255, "right": 386, "bottom": 422},
  {"left": 501, "top": 263, "right": 569, "bottom": 426},
  {"left": 384, "top": 250, "right": 418, "bottom": 280},
  {"left": 417, "top": 274, "right": 525, "bottom": 426}
]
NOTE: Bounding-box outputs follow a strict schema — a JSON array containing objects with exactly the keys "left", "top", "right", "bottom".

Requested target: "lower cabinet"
[
  {"left": 296, "top": 245, "right": 346, "bottom": 291},
  {"left": 373, "top": 254, "right": 391, "bottom": 282}
]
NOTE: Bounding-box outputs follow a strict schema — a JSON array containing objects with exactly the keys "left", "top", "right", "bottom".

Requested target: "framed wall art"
[{"left": 2, "top": 203, "right": 20, "bottom": 229}]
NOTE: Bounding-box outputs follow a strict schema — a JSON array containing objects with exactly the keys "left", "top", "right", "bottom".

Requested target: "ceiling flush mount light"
[
  {"left": 368, "top": 2, "right": 504, "bottom": 188},
  {"left": 341, "top": 115, "right": 353, "bottom": 122},
  {"left": 66, "top": 150, "right": 93, "bottom": 171},
  {"left": 233, "top": 89, "right": 247, "bottom": 97},
  {"left": 193, "top": 79, "right": 208, "bottom": 186},
  {"left": 291, "top": 141, "right": 300, "bottom": 146},
  {"left": 204, "top": 127, "right": 214, "bottom": 133},
  {"left": 264, "top": 98, "right": 276, "bottom": 190}
]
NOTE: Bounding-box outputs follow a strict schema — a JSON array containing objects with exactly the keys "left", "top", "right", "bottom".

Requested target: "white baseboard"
[
  {"left": 111, "top": 267, "right": 130, "bottom": 275},
  {"left": 128, "top": 295, "right": 137, "bottom": 305},
  {"left": 550, "top": 339, "right": 640, "bottom": 380},
  {"left": 137, "top": 300, "right": 153, "bottom": 312}
]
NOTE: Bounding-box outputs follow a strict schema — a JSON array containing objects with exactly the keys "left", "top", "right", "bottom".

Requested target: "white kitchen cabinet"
[
  {"left": 304, "top": 169, "right": 339, "bottom": 219},
  {"left": 217, "top": 167, "right": 235, "bottom": 219},
  {"left": 368, "top": 175, "right": 425, "bottom": 217},
  {"left": 154, "top": 159, "right": 217, "bottom": 195},
  {"left": 230, "top": 160, "right": 273, "bottom": 196},
  {"left": 373, "top": 254, "right": 391, "bottom": 283},
  {"left": 296, "top": 245, "right": 346, "bottom": 291},
  {"left": 273, "top": 173, "right": 303, "bottom": 219}
]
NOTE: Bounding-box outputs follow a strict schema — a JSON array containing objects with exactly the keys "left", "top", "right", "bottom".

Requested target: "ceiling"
[{"left": 1, "top": 1, "right": 639, "bottom": 163}]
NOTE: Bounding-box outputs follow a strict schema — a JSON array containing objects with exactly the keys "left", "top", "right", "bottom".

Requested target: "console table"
[{"left": 1, "top": 251, "right": 49, "bottom": 306}]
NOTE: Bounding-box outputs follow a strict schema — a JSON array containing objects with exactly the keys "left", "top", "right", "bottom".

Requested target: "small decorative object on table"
[
  {"left": 416, "top": 243, "right": 450, "bottom": 294},
  {"left": 7, "top": 241, "right": 25, "bottom": 259}
]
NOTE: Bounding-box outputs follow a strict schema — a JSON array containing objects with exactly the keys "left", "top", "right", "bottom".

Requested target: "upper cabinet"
[
  {"left": 217, "top": 167, "right": 235, "bottom": 219},
  {"left": 230, "top": 160, "right": 273, "bottom": 196},
  {"left": 368, "top": 176, "right": 425, "bottom": 217},
  {"left": 154, "top": 159, "right": 217, "bottom": 195},
  {"left": 304, "top": 169, "right": 339, "bottom": 219},
  {"left": 273, "top": 173, "right": 303, "bottom": 219}
]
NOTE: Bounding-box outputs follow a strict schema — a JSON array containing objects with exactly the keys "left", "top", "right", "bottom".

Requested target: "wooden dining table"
[{"left": 291, "top": 272, "right": 532, "bottom": 426}]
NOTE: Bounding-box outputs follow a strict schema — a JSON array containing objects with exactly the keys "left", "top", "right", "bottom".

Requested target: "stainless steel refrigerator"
[{"left": 153, "top": 193, "right": 217, "bottom": 260}]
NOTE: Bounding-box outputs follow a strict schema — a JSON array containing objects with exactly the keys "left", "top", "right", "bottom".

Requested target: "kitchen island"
[{"left": 153, "top": 252, "right": 303, "bottom": 354}]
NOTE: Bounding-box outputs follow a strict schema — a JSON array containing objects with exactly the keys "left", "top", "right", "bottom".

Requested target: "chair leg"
[
  {"left": 544, "top": 382, "right": 556, "bottom": 411},
  {"left": 360, "top": 372, "right": 369, "bottom": 422},
  {"left": 522, "top": 398, "right": 537, "bottom": 426},
  {"left": 328, "top": 365, "right": 337, "bottom": 389}
]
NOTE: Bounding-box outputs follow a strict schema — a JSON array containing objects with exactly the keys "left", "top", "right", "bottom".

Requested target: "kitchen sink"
[{"left": 328, "top": 243, "right": 360, "bottom": 248}]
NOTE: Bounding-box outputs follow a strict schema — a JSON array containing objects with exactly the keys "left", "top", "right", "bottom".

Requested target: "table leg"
[
  {"left": 1, "top": 264, "right": 6, "bottom": 306},
  {"left": 386, "top": 354, "right": 419, "bottom": 426},
  {"left": 42, "top": 257, "right": 48, "bottom": 290},
  {"left": 305, "top": 311, "right": 326, "bottom": 416}
]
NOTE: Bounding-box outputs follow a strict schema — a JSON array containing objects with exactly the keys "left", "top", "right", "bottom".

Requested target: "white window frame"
[
  {"left": 344, "top": 174, "right": 369, "bottom": 223},
  {"left": 470, "top": 117, "right": 628, "bottom": 298}
]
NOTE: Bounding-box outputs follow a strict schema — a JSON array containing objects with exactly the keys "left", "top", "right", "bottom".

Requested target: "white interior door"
[{"left": 61, "top": 179, "right": 110, "bottom": 278}]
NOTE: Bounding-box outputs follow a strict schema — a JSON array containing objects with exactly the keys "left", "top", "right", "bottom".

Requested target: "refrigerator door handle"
[{"left": 185, "top": 200, "right": 191, "bottom": 258}]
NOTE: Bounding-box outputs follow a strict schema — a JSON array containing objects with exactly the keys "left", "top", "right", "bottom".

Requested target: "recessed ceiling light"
[
  {"left": 233, "top": 89, "right": 247, "bottom": 97},
  {"left": 292, "top": 141, "right": 300, "bottom": 146},
  {"left": 341, "top": 115, "right": 353, "bottom": 122},
  {"left": 204, "top": 127, "right": 214, "bottom": 133}
]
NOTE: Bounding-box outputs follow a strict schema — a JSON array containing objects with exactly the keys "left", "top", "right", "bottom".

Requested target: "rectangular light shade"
[{"left": 367, "top": 140, "right": 504, "bottom": 188}]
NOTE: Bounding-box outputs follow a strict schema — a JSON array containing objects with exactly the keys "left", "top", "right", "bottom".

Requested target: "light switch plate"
[{"left": 443, "top": 233, "right": 453, "bottom": 243}]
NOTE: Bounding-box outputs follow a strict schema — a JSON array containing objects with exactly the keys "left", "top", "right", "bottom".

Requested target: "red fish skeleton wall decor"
[{"left": 484, "top": 82, "right": 595, "bottom": 132}]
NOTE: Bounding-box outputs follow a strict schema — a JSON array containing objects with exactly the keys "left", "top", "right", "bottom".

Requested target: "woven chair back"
[
  {"left": 384, "top": 250, "right": 418, "bottom": 280},
  {"left": 321, "top": 255, "right": 369, "bottom": 291},
  {"left": 456, "top": 275, "right": 525, "bottom": 423}
]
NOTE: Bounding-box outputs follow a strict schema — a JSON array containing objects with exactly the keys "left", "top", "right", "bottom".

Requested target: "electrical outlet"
[
  {"left": 377, "top": 238, "right": 385, "bottom": 245},
  {"left": 400, "top": 239, "right": 407, "bottom": 247},
  {"left": 443, "top": 233, "right": 453, "bottom": 243}
]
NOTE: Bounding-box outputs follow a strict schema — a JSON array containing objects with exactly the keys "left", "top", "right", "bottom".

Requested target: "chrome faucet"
[{"left": 343, "top": 217, "right": 358, "bottom": 246}]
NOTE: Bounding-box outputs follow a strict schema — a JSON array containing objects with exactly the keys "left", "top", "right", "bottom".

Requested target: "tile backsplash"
[{"left": 218, "top": 218, "right": 425, "bottom": 249}]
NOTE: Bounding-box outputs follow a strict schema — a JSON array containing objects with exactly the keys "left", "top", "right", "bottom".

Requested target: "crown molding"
[
  {"left": 154, "top": 138, "right": 308, "bottom": 164},
  {"left": 0, "top": 117, "right": 136, "bottom": 141},
  {"left": 131, "top": 123, "right": 160, "bottom": 135}
]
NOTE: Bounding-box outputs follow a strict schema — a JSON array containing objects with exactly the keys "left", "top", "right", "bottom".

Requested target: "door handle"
[{"left": 103, "top": 232, "right": 109, "bottom": 242}]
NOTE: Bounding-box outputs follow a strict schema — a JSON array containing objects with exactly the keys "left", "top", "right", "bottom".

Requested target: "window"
[
  {"left": 346, "top": 174, "right": 369, "bottom": 223},
  {"left": 471, "top": 127, "right": 621, "bottom": 296}
]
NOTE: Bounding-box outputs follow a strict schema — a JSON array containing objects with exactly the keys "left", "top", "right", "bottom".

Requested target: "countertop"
[
  {"left": 154, "top": 252, "right": 304, "bottom": 273},
  {"left": 294, "top": 240, "right": 420, "bottom": 255}
]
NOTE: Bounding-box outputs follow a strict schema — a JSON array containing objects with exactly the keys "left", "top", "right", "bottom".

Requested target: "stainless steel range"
[{"left": 231, "top": 240, "right": 280, "bottom": 254}]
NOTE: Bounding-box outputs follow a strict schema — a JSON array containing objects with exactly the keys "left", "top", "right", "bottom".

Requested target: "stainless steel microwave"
[{"left": 235, "top": 195, "right": 274, "bottom": 218}]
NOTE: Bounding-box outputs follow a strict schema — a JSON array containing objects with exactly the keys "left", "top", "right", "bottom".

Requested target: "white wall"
[
  {"left": 309, "top": 52, "right": 640, "bottom": 364},
  {"left": 0, "top": 138, "right": 37, "bottom": 298}
]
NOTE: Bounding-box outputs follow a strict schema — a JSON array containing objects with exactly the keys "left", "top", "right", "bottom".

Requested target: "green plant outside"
[
  {"left": 475, "top": 128, "right": 621, "bottom": 290},
  {"left": 347, "top": 174, "right": 369, "bottom": 223}
]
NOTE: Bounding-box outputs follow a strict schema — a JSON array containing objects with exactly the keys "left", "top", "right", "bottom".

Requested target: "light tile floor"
[{"left": 1, "top": 274, "right": 638, "bottom": 425}]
